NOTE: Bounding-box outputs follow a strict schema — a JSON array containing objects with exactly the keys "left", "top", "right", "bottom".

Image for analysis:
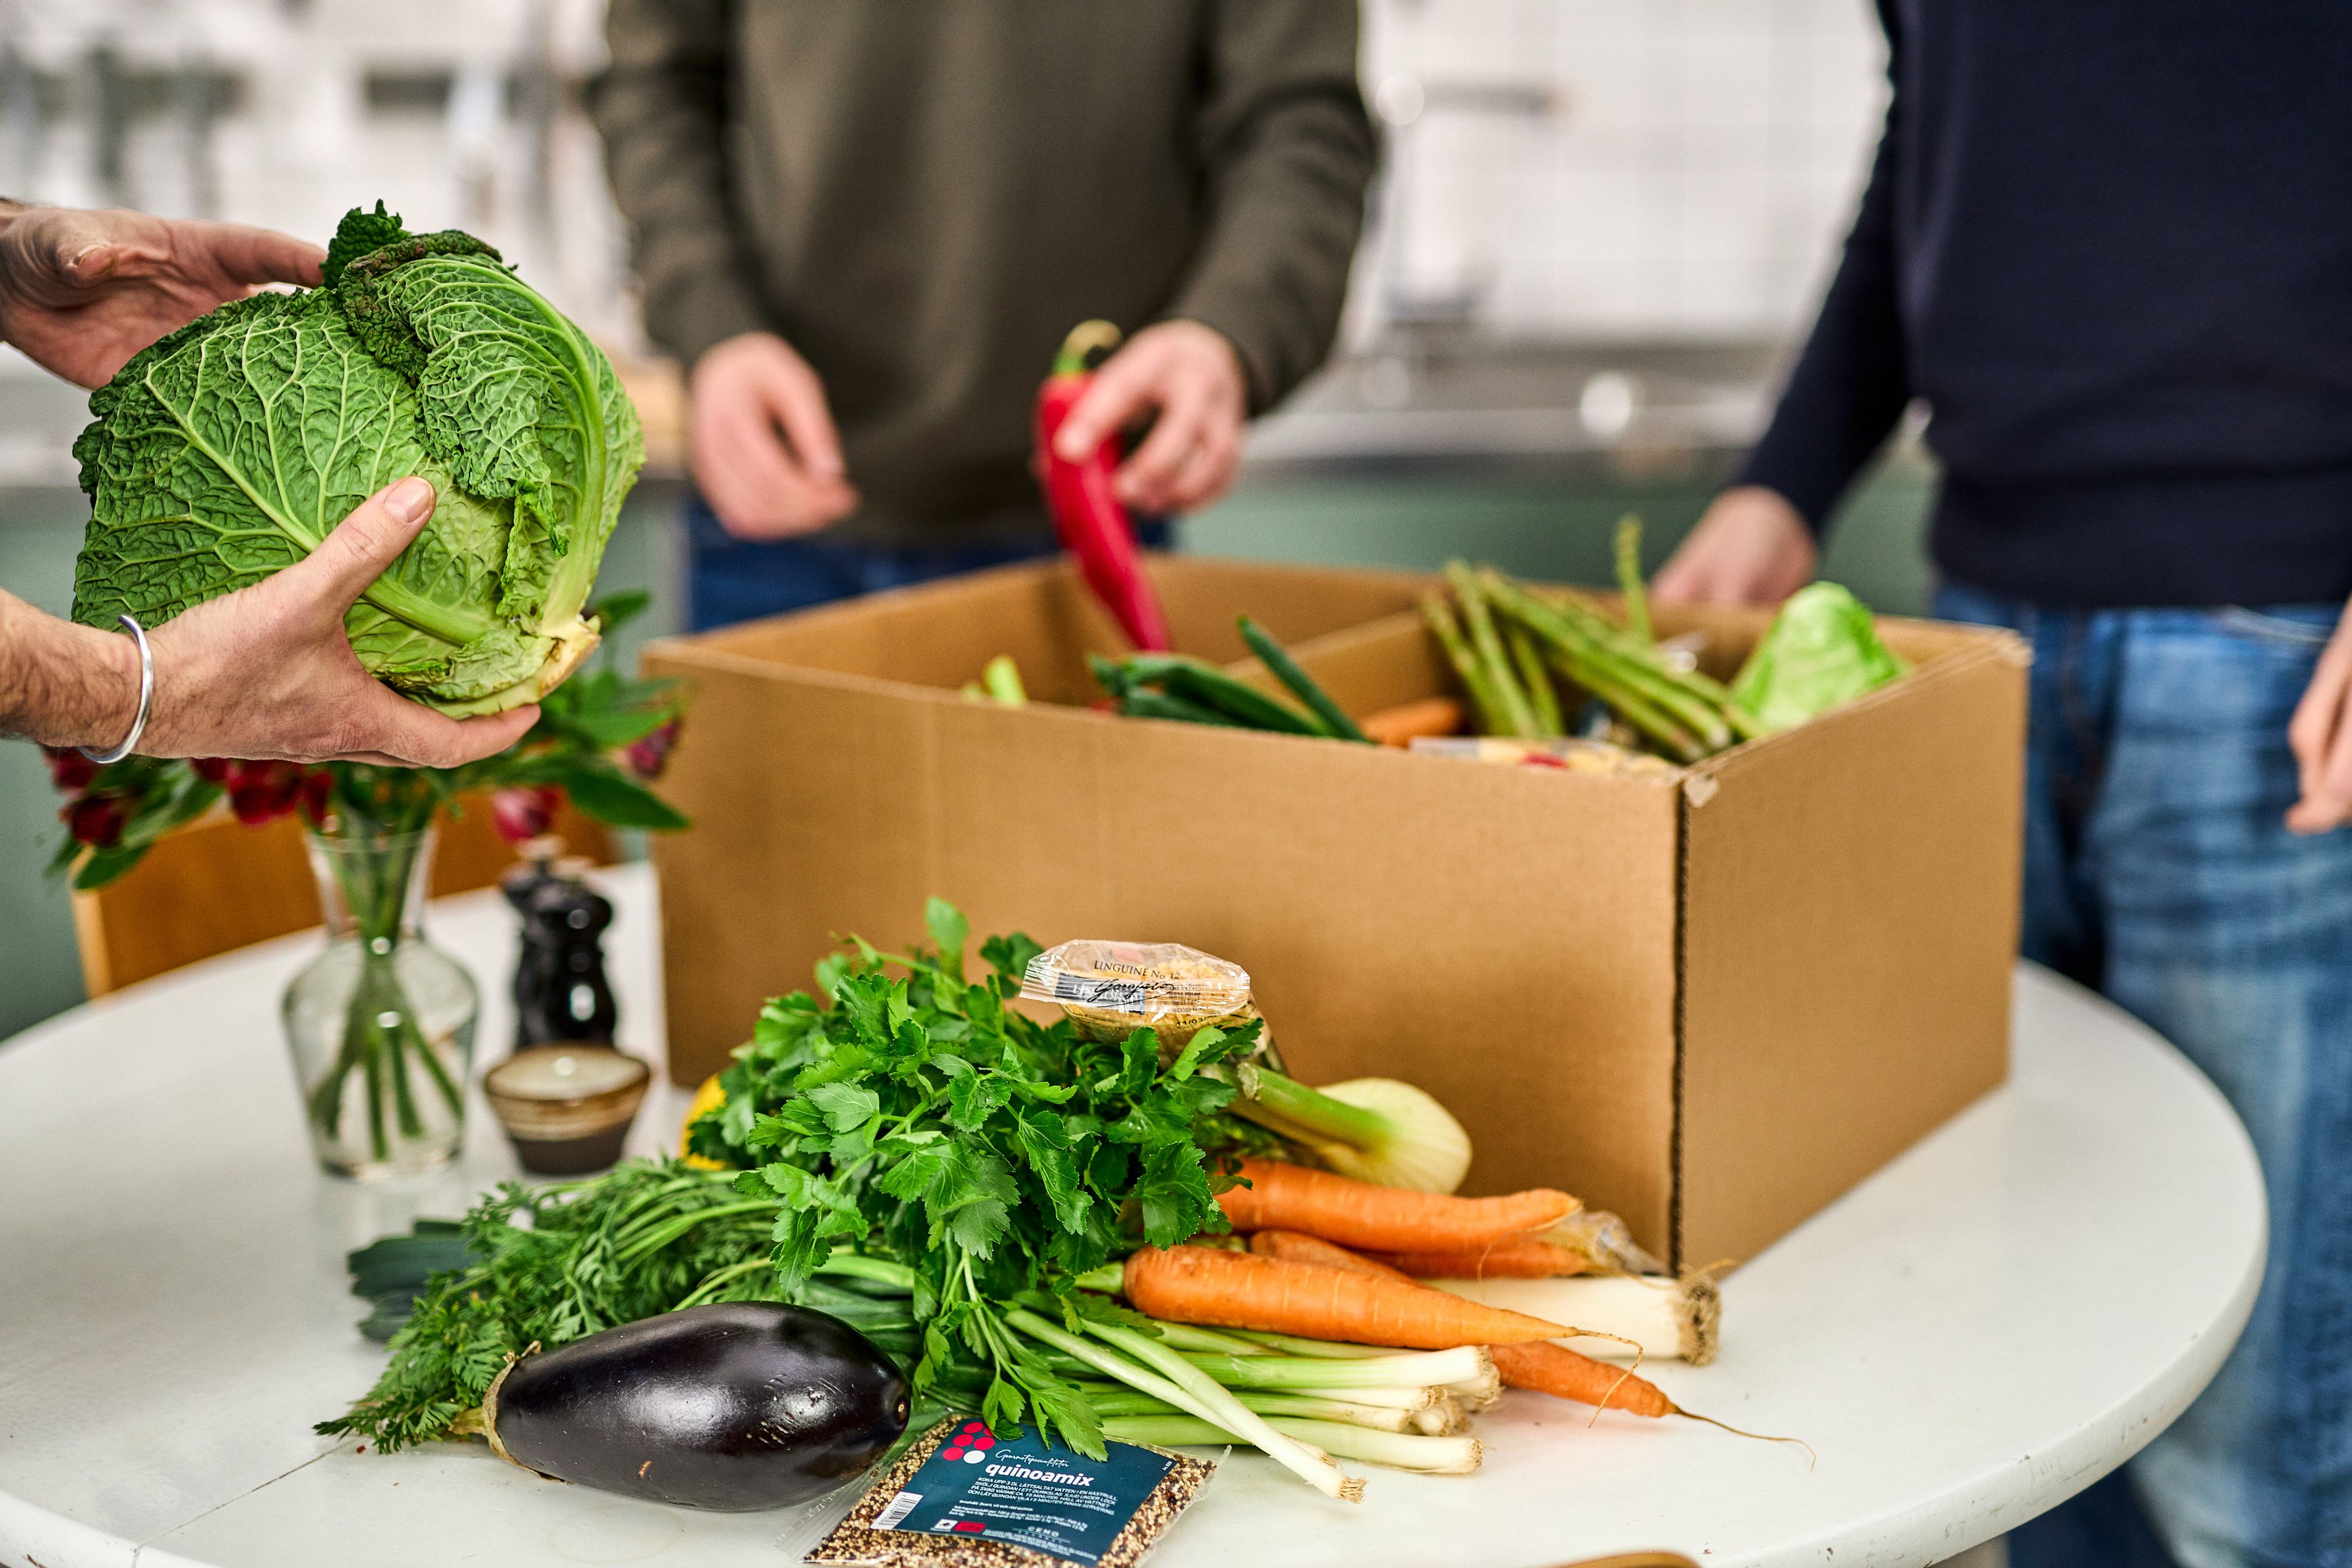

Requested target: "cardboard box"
[{"left": 644, "top": 557, "right": 2026, "bottom": 1268}]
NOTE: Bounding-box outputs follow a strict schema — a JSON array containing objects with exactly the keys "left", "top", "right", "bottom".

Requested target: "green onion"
[
  {"left": 1101, "top": 1415, "right": 1483, "bottom": 1475},
  {"left": 1111, "top": 654, "right": 1324, "bottom": 736},
  {"left": 1118, "top": 690, "right": 1246, "bottom": 728},
  {"left": 1150, "top": 1321, "right": 1277, "bottom": 1356},
  {"left": 1237, "top": 616, "right": 1371, "bottom": 743},
  {"left": 1080, "top": 1317, "right": 1367, "bottom": 1501},
  {"left": 1226, "top": 1330, "right": 1395, "bottom": 1360},
  {"left": 1079, "top": 1385, "right": 1427, "bottom": 1433},
  {"left": 1177, "top": 1346, "right": 1489, "bottom": 1392}
]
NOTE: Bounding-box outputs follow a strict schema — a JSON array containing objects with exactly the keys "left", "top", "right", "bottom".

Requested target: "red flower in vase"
[
  {"left": 624, "top": 718, "right": 680, "bottom": 781},
  {"left": 225, "top": 761, "right": 312, "bottom": 825},
  {"left": 299, "top": 769, "right": 333, "bottom": 827},
  {"left": 492, "top": 785, "right": 564, "bottom": 844},
  {"left": 62, "top": 793, "right": 129, "bottom": 849},
  {"left": 42, "top": 747, "right": 96, "bottom": 793}
]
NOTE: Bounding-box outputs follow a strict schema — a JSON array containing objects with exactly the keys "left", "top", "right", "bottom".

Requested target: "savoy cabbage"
[{"left": 71, "top": 204, "right": 644, "bottom": 716}]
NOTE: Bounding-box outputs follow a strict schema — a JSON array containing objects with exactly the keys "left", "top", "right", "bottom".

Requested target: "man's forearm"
[
  {"left": 1167, "top": 0, "right": 1376, "bottom": 413},
  {"left": 0, "top": 589, "right": 140, "bottom": 749},
  {"left": 1732, "top": 17, "right": 1910, "bottom": 532},
  {"left": 591, "top": 0, "right": 770, "bottom": 371}
]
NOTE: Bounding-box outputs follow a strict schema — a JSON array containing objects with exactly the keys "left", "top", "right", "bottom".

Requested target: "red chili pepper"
[{"left": 1033, "top": 320, "right": 1172, "bottom": 652}]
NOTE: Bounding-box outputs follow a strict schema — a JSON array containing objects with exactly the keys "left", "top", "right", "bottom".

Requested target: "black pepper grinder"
[{"left": 504, "top": 859, "right": 619, "bottom": 1050}]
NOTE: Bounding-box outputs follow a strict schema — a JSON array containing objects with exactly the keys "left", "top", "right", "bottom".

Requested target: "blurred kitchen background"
[{"left": 0, "top": 0, "right": 1928, "bottom": 1038}]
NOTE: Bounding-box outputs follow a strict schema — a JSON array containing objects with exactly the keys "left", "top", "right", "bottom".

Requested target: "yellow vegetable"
[{"left": 679, "top": 1074, "right": 727, "bottom": 1169}]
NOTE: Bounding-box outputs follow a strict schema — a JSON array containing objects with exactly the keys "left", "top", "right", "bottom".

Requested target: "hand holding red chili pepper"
[{"left": 1049, "top": 319, "right": 1248, "bottom": 515}]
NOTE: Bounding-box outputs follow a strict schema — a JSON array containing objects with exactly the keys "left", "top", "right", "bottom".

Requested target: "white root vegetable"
[
  {"left": 1422, "top": 1273, "right": 1721, "bottom": 1365},
  {"left": 1411, "top": 1395, "right": 1470, "bottom": 1436}
]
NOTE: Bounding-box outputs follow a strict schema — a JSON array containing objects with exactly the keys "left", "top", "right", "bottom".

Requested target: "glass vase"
[{"left": 283, "top": 826, "right": 480, "bottom": 1178}]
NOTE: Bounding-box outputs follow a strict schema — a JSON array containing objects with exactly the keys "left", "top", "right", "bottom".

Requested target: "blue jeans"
[
  {"left": 1936, "top": 582, "right": 2352, "bottom": 1568},
  {"left": 685, "top": 492, "right": 1172, "bottom": 632}
]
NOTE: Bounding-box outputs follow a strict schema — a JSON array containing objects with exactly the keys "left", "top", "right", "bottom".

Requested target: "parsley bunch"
[
  {"left": 325, "top": 902, "right": 1284, "bottom": 1456},
  {"left": 317, "top": 1162, "right": 926, "bottom": 1450},
  {"left": 701, "top": 900, "right": 1270, "bottom": 1453}
]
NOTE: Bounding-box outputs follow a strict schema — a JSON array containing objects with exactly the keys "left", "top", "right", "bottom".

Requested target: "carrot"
[
  {"left": 1371, "top": 1239, "right": 1591, "bottom": 1280},
  {"left": 1488, "top": 1340, "right": 1672, "bottom": 1418},
  {"left": 1216, "top": 1159, "right": 1578, "bottom": 1253},
  {"left": 1361, "top": 696, "right": 1465, "bottom": 747},
  {"left": 1123, "top": 1245, "right": 1571, "bottom": 1350},
  {"left": 1251, "top": 1229, "right": 1417, "bottom": 1280},
  {"left": 1248, "top": 1232, "right": 1671, "bottom": 1420},
  {"left": 1237, "top": 1232, "right": 1805, "bottom": 1455}
]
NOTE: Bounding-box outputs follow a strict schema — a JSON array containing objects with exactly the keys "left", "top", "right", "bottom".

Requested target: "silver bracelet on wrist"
[{"left": 80, "top": 612, "right": 153, "bottom": 765}]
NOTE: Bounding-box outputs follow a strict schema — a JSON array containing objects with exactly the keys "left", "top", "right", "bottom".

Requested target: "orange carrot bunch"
[
  {"left": 1214, "top": 1158, "right": 1578, "bottom": 1253},
  {"left": 1124, "top": 1243, "right": 1569, "bottom": 1351}
]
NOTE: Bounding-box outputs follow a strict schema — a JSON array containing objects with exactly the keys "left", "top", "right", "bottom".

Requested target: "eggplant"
[{"left": 486, "top": 1302, "right": 909, "bottom": 1510}]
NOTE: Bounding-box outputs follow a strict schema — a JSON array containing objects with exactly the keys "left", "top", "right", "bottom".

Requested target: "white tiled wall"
[
  {"left": 1357, "top": 0, "right": 1888, "bottom": 344},
  {"left": 0, "top": 0, "right": 1890, "bottom": 351}
]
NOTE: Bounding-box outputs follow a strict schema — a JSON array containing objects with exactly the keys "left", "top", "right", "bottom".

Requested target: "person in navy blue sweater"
[{"left": 1656, "top": 5, "right": 2352, "bottom": 1565}]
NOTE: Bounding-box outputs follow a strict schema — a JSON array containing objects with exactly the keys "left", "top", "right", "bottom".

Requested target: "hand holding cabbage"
[{"left": 71, "top": 203, "right": 643, "bottom": 718}]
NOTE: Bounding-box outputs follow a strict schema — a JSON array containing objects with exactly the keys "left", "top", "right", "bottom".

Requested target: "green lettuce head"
[
  {"left": 71, "top": 203, "right": 644, "bottom": 717},
  {"left": 1729, "top": 581, "right": 1907, "bottom": 732}
]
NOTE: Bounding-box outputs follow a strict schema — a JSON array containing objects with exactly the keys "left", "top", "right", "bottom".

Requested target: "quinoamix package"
[
  {"left": 807, "top": 1419, "right": 1215, "bottom": 1568},
  {"left": 1019, "top": 940, "right": 1253, "bottom": 1048}
]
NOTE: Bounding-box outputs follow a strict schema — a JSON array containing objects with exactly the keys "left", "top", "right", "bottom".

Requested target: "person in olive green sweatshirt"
[{"left": 591, "top": 1, "right": 1377, "bottom": 630}]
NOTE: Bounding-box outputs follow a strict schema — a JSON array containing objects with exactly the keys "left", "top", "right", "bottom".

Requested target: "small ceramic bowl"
[{"left": 484, "top": 1044, "right": 652, "bottom": 1175}]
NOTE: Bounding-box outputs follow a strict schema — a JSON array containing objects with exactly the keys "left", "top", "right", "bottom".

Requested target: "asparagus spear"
[
  {"left": 1506, "top": 625, "right": 1564, "bottom": 736},
  {"left": 1615, "top": 515, "right": 1652, "bottom": 645},
  {"left": 1485, "top": 576, "right": 1727, "bottom": 756},
  {"left": 1422, "top": 594, "right": 1512, "bottom": 735},
  {"left": 1537, "top": 586, "right": 1768, "bottom": 743},
  {"left": 1444, "top": 563, "right": 1540, "bottom": 738}
]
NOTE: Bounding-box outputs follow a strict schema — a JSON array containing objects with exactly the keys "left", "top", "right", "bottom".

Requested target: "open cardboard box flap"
[{"left": 646, "top": 556, "right": 2025, "bottom": 1267}]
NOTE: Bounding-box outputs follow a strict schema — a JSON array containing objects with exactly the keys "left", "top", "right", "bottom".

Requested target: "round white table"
[{"left": 0, "top": 864, "right": 2264, "bottom": 1568}]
